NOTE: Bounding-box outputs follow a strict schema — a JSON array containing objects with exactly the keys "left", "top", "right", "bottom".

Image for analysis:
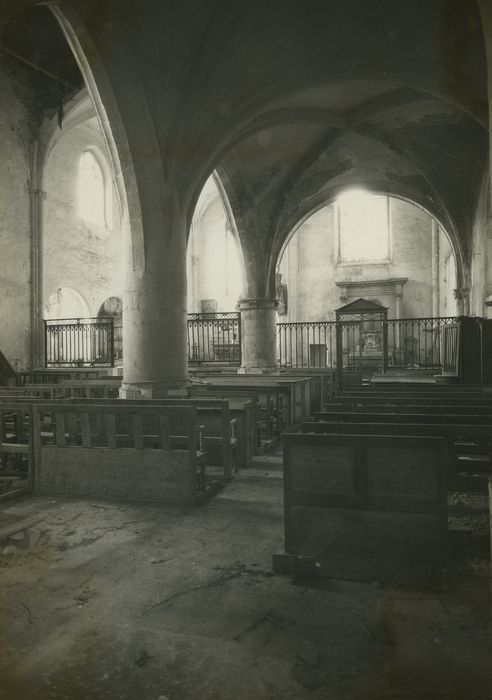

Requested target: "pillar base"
[{"left": 120, "top": 378, "right": 188, "bottom": 399}]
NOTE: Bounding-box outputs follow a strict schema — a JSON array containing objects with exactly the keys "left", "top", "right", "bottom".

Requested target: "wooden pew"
[
  {"left": 340, "top": 384, "right": 486, "bottom": 394},
  {"left": 57, "top": 379, "right": 121, "bottom": 398},
  {"left": 314, "top": 410, "right": 492, "bottom": 426},
  {"left": 192, "top": 373, "right": 316, "bottom": 432},
  {"left": 0, "top": 392, "right": 255, "bottom": 471},
  {"left": 188, "top": 388, "right": 261, "bottom": 457},
  {"left": 78, "top": 398, "right": 239, "bottom": 479},
  {"left": 32, "top": 403, "right": 211, "bottom": 505},
  {"left": 0, "top": 402, "right": 33, "bottom": 499},
  {"left": 16, "top": 368, "right": 118, "bottom": 385},
  {"left": 331, "top": 393, "right": 489, "bottom": 407},
  {"left": 275, "top": 432, "right": 447, "bottom": 586},
  {"left": 279, "top": 369, "right": 336, "bottom": 411},
  {"left": 0, "top": 384, "right": 61, "bottom": 398},
  {"left": 301, "top": 419, "right": 490, "bottom": 491},
  {"left": 323, "top": 402, "right": 492, "bottom": 415},
  {"left": 191, "top": 382, "right": 280, "bottom": 443}
]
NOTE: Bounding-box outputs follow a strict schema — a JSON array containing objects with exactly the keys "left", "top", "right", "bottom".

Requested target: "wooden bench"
[
  {"left": 0, "top": 402, "right": 33, "bottom": 499},
  {"left": 67, "top": 397, "right": 239, "bottom": 479},
  {"left": 279, "top": 369, "right": 336, "bottom": 411},
  {"left": 32, "top": 403, "right": 211, "bottom": 505},
  {"left": 191, "top": 382, "right": 280, "bottom": 443},
  {"left": 16, "top": 368, "right": 118, "bottom": 385},
  {"left": 315, "top": 410, "right": 492, "bottom": 426},
  {"left": 193, "top": 373, "right": 315, "bottom": 428},
  {"left": 57, "top": 379, "right": 121, "bottom": 398},
  {"left": 331, "top": 392, "right": 489, "bottom": 407},
  {"left": 301, "top": 418, "right": 491, "bottom": 491},
  {"left": 188, "top": 388, "right": 261, "bottom": 457},
  {"left": 0, "top": 384, "right": 61, "bottom": 398},
  {"left": 323, "top": 402, "right": 492, "bottom": 415},
  {"left": 274, "top": 432, "right": 448, "bottom": 586}
]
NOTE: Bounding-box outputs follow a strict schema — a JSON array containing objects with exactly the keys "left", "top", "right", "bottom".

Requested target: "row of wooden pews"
[
  {"left": 275, "top": 381, "right": 492, "bottom": 587},
  {"left": 0, "top": 369, "right": 333, "bottom": 505}
]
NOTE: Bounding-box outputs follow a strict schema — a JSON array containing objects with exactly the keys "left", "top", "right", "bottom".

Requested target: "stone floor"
[{"left": 0, "top": 448, "right": 491, "bottom": 700}]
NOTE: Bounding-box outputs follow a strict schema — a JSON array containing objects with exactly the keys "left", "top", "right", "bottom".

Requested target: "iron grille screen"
[
  {"left": 44, "top": 318, "right": 114, "bottom": 368},
  {"left": 187, "top": 312, "right": 241, "bottom": 365}
]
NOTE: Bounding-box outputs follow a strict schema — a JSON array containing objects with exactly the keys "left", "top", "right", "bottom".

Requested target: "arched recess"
[
  {"left": 97, "top": 296, "right": 123, "bottom": 362},
  {"left": 77, "top": 146, "right": 114, "bottom": 229},
  {"left": 187, "top": 171, "right": 246, "bottom": 312},
  {"left": 275, "top": 192, "right": 460, "bottom": 322},
  {"left": 44, "top": 287, "right": 90, "bottom": 319}
]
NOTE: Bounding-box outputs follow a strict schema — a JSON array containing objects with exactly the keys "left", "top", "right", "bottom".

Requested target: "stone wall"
[
  {"left": 0, "top": 63, "right": 34, "bottom": 372},
  {"left": 278, "top": 197, "right": 457, "bottom": 322},
  {"left": 42, "top": 118, "right": 123, "bottom": 319},
  {"left": 187, "top": 182, "right": 243, "bottom": 313}
]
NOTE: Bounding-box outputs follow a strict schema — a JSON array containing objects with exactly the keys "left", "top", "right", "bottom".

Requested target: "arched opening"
[
  {"left": 97, "top": 296, "right": 123, "bottom": 363},
  {"left": 277, "top": 191, "right": 458, "bottom": 322},
  {"left": 276, "top": 191, "right": 458, "bottom": 373},
  {"left": 187, "top": 174, "right": 244, "bottom": 314}
]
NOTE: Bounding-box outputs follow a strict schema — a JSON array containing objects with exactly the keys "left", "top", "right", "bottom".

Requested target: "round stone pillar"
[
  {"left": 238, "top": 298, "right": 278, "bottom": 373},
  {"left": 120, "top": 213, "right": 188, "bottom": 398}
]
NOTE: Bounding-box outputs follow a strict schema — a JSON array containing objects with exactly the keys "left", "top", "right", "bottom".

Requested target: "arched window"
[
  {"left": 78, "top": 150, "right": 108, "bottom": 227},
  {"left": 337, "top": 190, "right": 390, "bottom": 263}
]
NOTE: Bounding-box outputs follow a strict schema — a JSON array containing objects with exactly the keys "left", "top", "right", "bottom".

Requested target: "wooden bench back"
[
  {"left": 282, "top": 432, "right": 447, "bottom": 586},
  {"left": 323, "top": 403, "right": 492, "bottom": 415},
  {"left": 32, "top": 403, "right": 199, "bottom": 452},
  {"left": 315, "top": 410, "right": 492, "bottom": 425}
]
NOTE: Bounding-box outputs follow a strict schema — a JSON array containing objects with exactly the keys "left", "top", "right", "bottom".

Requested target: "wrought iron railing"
[
  {"left": 44, "top": 318, "right": 114, "bottom": 368},
  {"left": 386, "top": 317, "right": 458, "bottom": 371},
  {"left": 277, "top": 316, "right": 459, "bottom": 371},
  {"left": 278, "top": 321, "right": 336, "bottom": 369},
  {"left": 441, "top": 321, "right": 460, "bottom": 374},
  {"left": 187, "top": 312, "right": 241, "bottom": 365}
]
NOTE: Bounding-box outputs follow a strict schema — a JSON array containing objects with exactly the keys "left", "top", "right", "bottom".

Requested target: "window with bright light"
[
  {"left": 78, "top": 150, "right": 106, "bottom": 226},
  {"left": 337, "top": 190, "right": 390, "bottom": 263}
]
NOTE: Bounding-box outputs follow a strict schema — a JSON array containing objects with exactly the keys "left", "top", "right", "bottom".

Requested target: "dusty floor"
[{"left": 0, "top": 449, "right": 491, "bottom": 700}]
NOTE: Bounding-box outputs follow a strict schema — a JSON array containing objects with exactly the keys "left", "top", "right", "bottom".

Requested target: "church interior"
[{"left": 1, "top": 1, "right": 492, "bottom": 698}]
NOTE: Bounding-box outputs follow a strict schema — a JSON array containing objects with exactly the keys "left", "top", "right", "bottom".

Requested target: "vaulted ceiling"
[{"left": 0, "top": 0, "right": 488, "bottom": 293}]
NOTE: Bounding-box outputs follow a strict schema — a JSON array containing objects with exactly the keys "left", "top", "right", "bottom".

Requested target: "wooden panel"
[
  {"left": 289, "top": 506, "right": 447, "bottom": 586},
  {"left": 37, "top": 447, "right": 198, "bottom": 504},
  {"left": 283, "top": 433, "right": 447, "bottom": 586},
  {"left": 290, "top": 444, "right": 353, "bottom": 495},
  {"left": 366, "top": 447, "right": 444, "bottom": 513}
]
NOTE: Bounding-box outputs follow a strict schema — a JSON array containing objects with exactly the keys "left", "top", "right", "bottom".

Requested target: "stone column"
[
  {"left": 454, "top": 288, "right": 470, "bottom": 316},
  {"left": 29, "top": 184, "right": 47, "bottom": 369},
  {"left": 120, "top": 211, "right": 188, "bottom": 398},
  {"left": 431, "top": 220, "right": 440, "bottom": 317},
  {"left": 238, "top": 297, "right": 278, "bottom": 373}
]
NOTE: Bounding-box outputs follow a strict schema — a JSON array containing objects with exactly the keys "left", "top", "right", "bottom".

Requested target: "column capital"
[
  {"left": 453, "top": 287, "right": 470, "bottom": 301},
  {"left": 237, "top": 297, "right": 278, "bottom": 312}
]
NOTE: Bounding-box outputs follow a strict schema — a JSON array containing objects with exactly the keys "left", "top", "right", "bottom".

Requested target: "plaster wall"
[
  {"left": 0, "top": 64, "right": 33, "bottom": 372},
  {"left": 42, "top": 121, "right": 122, "bottom": 319},
  {"left": 279, "top": 197, "right": 456, "bottom": 322},
  {"left": 469, "top": 178, "right": 490, "bottom": 318},
  {"left": 187, "top": 195, "right": 243, "bottom": 313}
]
